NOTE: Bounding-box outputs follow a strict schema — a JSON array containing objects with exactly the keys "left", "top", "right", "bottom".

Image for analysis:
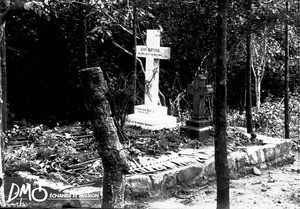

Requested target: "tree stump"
[{"left": 80, "top": 67, "right": 130, "bottom": 209}]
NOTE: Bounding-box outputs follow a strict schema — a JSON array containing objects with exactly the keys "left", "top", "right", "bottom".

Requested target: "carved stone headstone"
[
  {"left": 126, "top": 30, "right": 177, "bottom": 130},
  {"left": 180, "top": 74, "right": 213, "bottom": 140}
]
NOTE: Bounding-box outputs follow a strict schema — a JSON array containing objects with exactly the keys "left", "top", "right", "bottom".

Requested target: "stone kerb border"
[
  {"left": 125, "top": 135, "right": 293, "bottom": 198},
  {"left": 14, "top": 135, "right": 293, "bottom": 208}
]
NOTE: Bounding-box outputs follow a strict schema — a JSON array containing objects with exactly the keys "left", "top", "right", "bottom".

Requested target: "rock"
[
  {"left": 253, "top": 167, "right": 261, "bottom": 176},
  {"left": 176, "top": 166, "right": 202, "bottom": 187},
  {"left": 126, "top": 175, "right": 153, "bottom": 198},
  {"left": 149, "top": 173, "right": 165, "bottom": 190}
]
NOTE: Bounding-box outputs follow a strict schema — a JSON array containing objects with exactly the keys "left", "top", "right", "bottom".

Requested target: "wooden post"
[{"left": 80, "top": 67, "right": 130, "bottom": 209}]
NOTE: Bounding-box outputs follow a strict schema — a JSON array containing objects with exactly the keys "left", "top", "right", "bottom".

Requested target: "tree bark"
[
  {"left": 82, "top": 16, "right": 88, "bottom": 68},
  {"left": 0, "top": 0, "right": 9, "bottom": 205},
  {"left": 214, "top": 0, "right": 230, "bottom": 208},
  {"left": 79, "top": 0, "right": 88, "bottom": 69},
  {"left": 0, "top": 22, "right": 4, "bottom": 208},
  {"left": 246, "top": 0, "right": 253, "bottom": 134},
  {"left": 1, "top": 22, "right": 7, "bottom": 132},
  {"left": 284, "top": 1, "right": 290, "bottom": 139},
  {"left": 251, "top": 28, "right": 267, "bottom": 112},
  {"left": 254, "top": 77, "right": 261, "bottom": 111},
  {"left": 132, "top": 0, "right": 137, "bottom": 111},
  {"left": 79, "top": 67, "right": 130, "bottom": 209},
  {"left": 0, "top": 1, "right": 44, "bottom": 206}
]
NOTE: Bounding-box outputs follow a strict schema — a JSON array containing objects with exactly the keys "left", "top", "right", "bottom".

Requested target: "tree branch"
[
  {"left": 0, "top": 1, "right": 44, "bottom": 25},
  {"left": 111, "top": 39, "right": 145, "bottom": 74},
  {"left": 260, "top": 36, "right": 267, "bottom": 82}
]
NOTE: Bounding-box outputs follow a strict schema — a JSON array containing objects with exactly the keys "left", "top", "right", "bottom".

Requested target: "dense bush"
[
  {"left": 4, "top": 123, "right": 101, "bottom": 184},
  {"left": 3, "top": 0, "right": 300, "bottom": 125},
  {"left": 228, "top": 95, "right": 300, "bottom": 138}
]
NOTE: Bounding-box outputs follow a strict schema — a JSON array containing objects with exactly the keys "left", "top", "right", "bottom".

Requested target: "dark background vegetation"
[{"left": 4, "top": 0, "right": 300, "bottom": 126}]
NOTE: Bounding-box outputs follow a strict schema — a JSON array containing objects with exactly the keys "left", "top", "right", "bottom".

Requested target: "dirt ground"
[{"left": 129, "top": 151, "right": 300, "bottom": 209}]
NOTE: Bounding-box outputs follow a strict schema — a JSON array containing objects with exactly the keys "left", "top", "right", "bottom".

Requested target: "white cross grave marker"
[
  {"left": 136, "top": 30, "right": 170, "bottom": 105},
  {"left": 126, "top": 29, "right": 177, "bottom": 130}
]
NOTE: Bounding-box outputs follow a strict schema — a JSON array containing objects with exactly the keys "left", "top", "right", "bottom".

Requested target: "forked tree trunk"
[
  {"left": 251, "top": 27, "right": 267, "bottom": 112},
  {"left": 79, "top": 67, "right": 130, "bottom": 209}
]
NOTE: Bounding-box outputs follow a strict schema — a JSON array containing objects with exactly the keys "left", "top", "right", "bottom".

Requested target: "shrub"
[{"left": 228, "top": 95, "right": 300, "bottom": 138}]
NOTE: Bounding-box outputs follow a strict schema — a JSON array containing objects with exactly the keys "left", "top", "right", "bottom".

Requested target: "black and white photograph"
[{"left": 0, "top": 0, "right": 299, "bottom": 208}]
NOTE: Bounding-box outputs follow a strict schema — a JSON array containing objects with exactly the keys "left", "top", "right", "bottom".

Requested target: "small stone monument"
[
  {"left": 181, "top": 74, "right": 213, "bottom": 140},
  {"left": 126, "top": 29, "right": 177, "bottom": 130}
]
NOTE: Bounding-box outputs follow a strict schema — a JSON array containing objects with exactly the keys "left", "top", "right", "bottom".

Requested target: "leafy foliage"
[
  {"left": 4, "top": 123, "right": 102, "bottom": 185},
  {"left": 228, "top": 94, "right": 300, "bottom": 138},
  {"left": 2, "top": 0, "right": 300, "bottom": 126}
]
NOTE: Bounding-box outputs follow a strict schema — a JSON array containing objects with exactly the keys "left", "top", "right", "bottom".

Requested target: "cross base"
[
  {"left": 126, "top": 105, "right": 177, "bottom": 130},
  {"left": 180, "top": 119, "right": 212, "bottom": 140}
]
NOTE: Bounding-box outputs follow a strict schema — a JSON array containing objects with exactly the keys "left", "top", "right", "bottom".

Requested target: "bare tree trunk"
[
  {"left": 215, "top": 0, "right": 230, "bottom": 208},
  {"left": 284, "top": 1, "right": 290, "bottom": 139},
  {"left": 0, "top": 0, "right": 9, "bottom": 204},
  {"left": 132, "top": 0, "right": 137, "bottom": 111},
  {"left": 82, "top": 17, "right": 88, "bottom": 68},
  {"left": 1, "top": 23, "right": 7, "bottom": 132},
  {"left": 0, "top": 23, "right": 4, "bottom": 207},
  {"left": 251, "top": 26, "right": 267, "bottom": 112},
  {"left": 238, "top": 74, "right": 246, "bottom": 115},
  {"left": 79, "top": 67, "right": 130, "bottom": 209},
  {"left": 254, "top": 77, "right": 261, "bottom": 111},
  {"left": 79, "top": 0, "right": 88, "bottom": 69},
  {"left": 246, "top": 0, "right": 253, "bottom": 134},
  {"left": 0, "top": 1, "right": 44, "bottom": 206}
]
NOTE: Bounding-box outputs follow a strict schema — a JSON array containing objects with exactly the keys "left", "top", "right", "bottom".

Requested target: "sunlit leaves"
[{"left": 228, "top": 95, "right": 300, "bottom": 138}]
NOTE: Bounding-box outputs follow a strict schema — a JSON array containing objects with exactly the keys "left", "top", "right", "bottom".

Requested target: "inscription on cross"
[
  {"left": 136, "top": 30, "right": 170, "bottom": 106},
  {"left": 187, "top": 74, "right": 213, "bottom": 119}
]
